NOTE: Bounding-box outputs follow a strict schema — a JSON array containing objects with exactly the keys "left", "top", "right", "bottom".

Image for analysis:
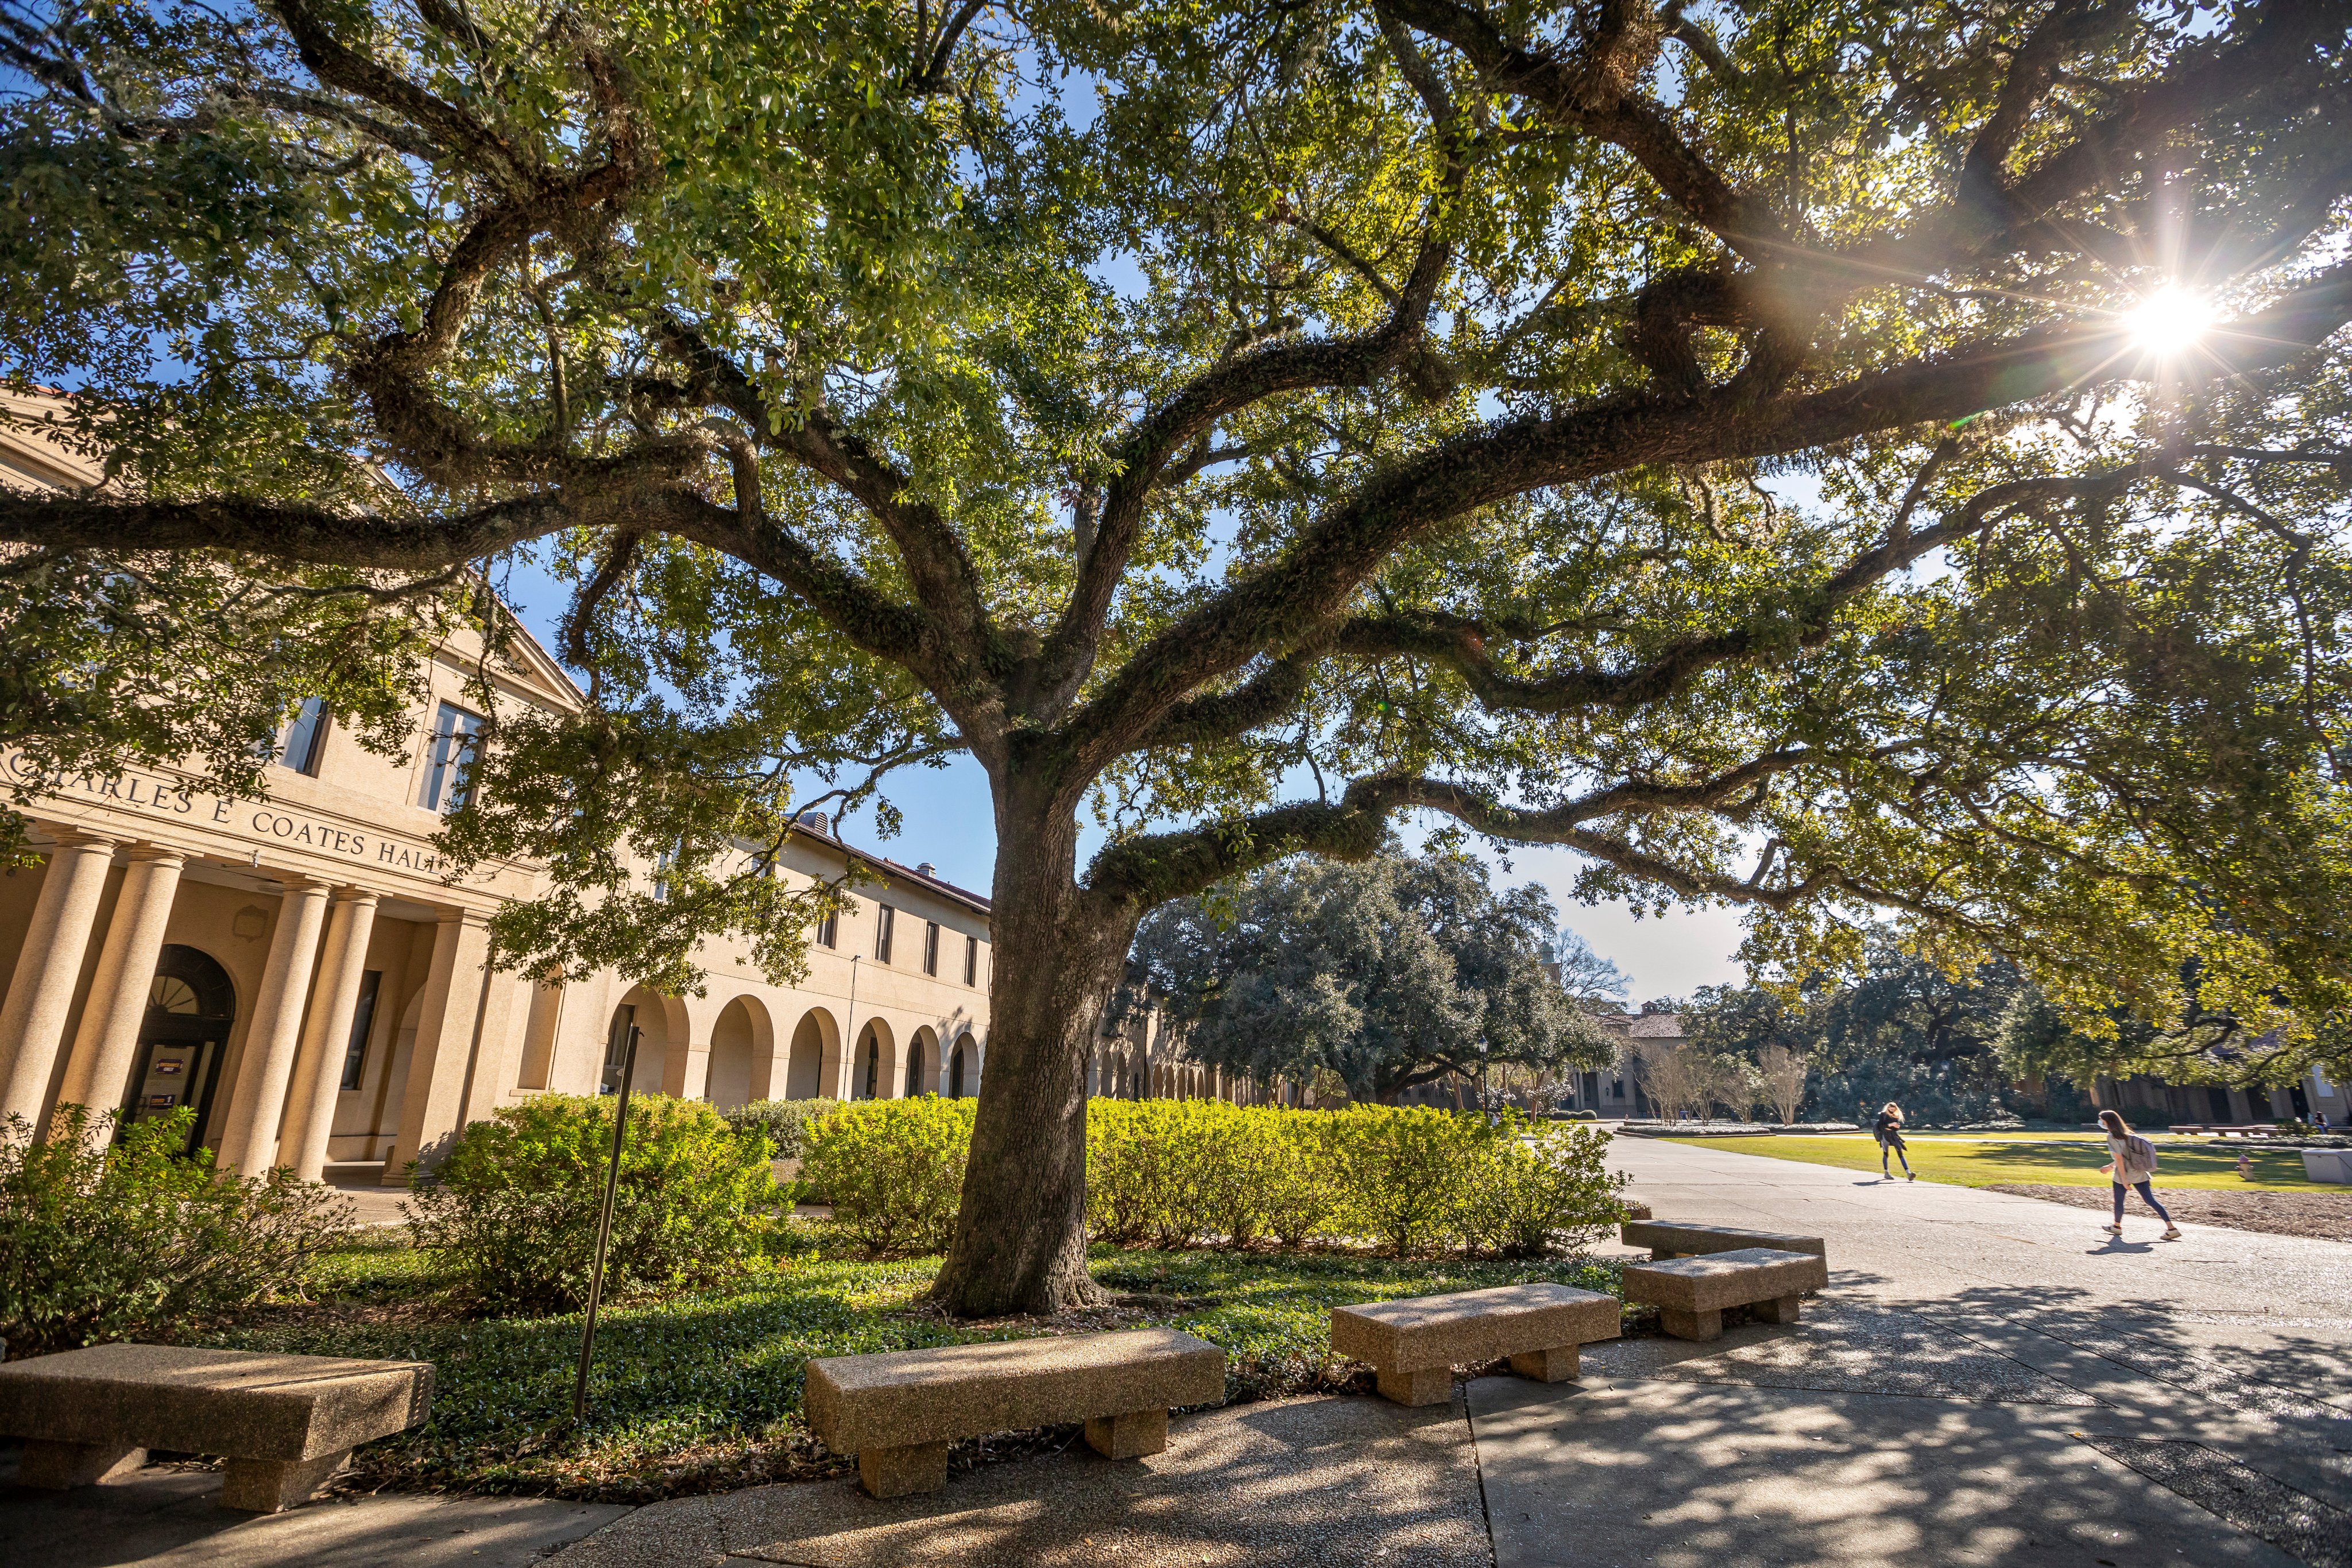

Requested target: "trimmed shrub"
[
  {"left": 406, "top": 1093, "right": 776, "bottom": 1313},
  {"left": 1325, "top": 1105, "right": 1496, "bottom": 1256},
  {"left": 1458, "top": 1121, "right": 1627, "bottom": 1258},
  {"left": 802, "top": 1095, "right": 974, "bottom": 1256},
  {"left": 805, "top": 1097, "right": 1623, "bottom": 1260},
  {"left": 722, "top": 1098, "right": 840, "bottom": 1162},
  {"left": 0, "top": 1106, "right": 358, "bottom": 1356}
]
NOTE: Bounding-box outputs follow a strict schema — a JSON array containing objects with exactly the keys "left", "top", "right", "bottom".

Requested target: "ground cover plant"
[
  {"left": 1659, "top": 1133, "right": 2320, "bottom": 1191},
  {"left": 203, "top": 1240, "right": 1624, "bottom": 1500}
]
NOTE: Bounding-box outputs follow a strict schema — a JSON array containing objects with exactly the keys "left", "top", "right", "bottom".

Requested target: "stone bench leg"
[
  {"left": 219, "top": 1450, "right": 349, "bottom": 1513},
  {"left": 1084, "top": 1407, "right": 1168, "bottom": 1460},
  {"left": 1659, "top": 1307, "right": 1723, "bottom": 1342},
  {"left": 1507, "top": 1345, "right": 1581, "bottom": 1384},
  {"left": 856, "top": 1440, "right": 948, "bottom": 1499},
  {"left": 1374, "top": 1366, "right": 1453, "bottom": 1407},
  {"left": 1754, "top": 1294, "right": 1804, "bottom": 1325},
  {"left": 17, "top": 1439, "right": 147, "bottom": 1489}
]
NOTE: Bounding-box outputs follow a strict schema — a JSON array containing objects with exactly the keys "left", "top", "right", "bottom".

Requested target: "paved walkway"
[{"left": 12, "top": 1137, "right": 2352, "bottom": 1566}]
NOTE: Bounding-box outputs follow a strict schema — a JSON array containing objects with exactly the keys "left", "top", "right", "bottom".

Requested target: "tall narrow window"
[
  {"left": 338, "top": 970, "right": 383, "bottom": 1090},
  {"left": 419, "top": 701, "right": 485, "bottom": 811},
  {"left": 815, "top": 908, "right": 838, "bottom": 948},
  {"left": 875, "top": 903, "right": 895, "bottom": 963},
  {"left": 651, "top": 844, "right": 677, "bottom": 903},
  {"left": 964, "top": 934, "right": 979, "bottom": 986},
  {"left": 278, "top": 698, "right": 330, "bottom": 776},
  {"left": 923, "top": 921, "right": 939, "bottom": 976}
]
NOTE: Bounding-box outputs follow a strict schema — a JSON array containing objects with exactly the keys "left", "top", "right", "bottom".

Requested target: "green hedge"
[
  {"left": 805, "top": 1098, "right": 1624, "bottom": 1259},
  {"left": 721, "top": 1098, "right": 840, "bottom": 1163},
  {"left": 407, "top": 1094, "right": 777, "bottom": 1313}
]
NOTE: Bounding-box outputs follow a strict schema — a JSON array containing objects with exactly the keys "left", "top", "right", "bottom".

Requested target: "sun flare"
[{"left": 2122, "top": 287, "right": 2215, "bottom": 355}]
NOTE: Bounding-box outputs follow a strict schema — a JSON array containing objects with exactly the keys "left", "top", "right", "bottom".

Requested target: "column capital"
[
  {"left": 38, "top": 827, "right": 116, "bottom": 851},
  {"left": 330, "top": 886, "right": 382, "bottom": 907},
  {"left": 126, "top": 843, "right": 189, "bottom": 868},
  {"left": 435, "top": 905, "right": 495, "bottom": 929},
  {"left": 267, "top": 872, "right": 332, "bottom": 893}
]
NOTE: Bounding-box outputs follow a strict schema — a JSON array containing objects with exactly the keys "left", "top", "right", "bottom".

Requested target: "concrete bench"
[
  {"left": 803, "top": 1327, "right": 1224, "bottom": 1498},
  {"left": 0, "top": 1343, "right": 432, "bottom": 1512},
  {"left": 1330, "top": 1283, "right": 1621, "bottom": 1407},
  {"left": 1623, "top": 1248, "right": 1829, "bottom": 1342},
  {"left": 1623, "top": 1219, "right": 1826, "bottom": 1261}
]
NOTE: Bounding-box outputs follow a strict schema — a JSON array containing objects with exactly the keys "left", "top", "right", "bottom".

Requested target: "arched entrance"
[
  {"left": 784, "top": 1008, "right": 835, "bottom": 1099},
  {"left": 906, "top": 1026, "right": 937, "bottom": 1097},
  {"left": 948, "top": 1038, "right": 966, "bottom": 1098},
  {"left": 706, "top": 997, "right": 761, "bottom": 1111},
  {"left": 123, "top": 945, "right": 235, "bottom": 1154},
  {"left": 857, "top": 1022, "right": 883, "bottom": 1099}
]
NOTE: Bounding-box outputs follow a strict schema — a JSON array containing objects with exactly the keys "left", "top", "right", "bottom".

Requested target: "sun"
[{"left": 2122, "top": 287, "right": 2215, "bottom": 355}]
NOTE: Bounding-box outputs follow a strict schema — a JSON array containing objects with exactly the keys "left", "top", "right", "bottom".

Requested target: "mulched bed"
[{"left": 1989, "top": 1183, "right": 2352, "bottom": 1242}]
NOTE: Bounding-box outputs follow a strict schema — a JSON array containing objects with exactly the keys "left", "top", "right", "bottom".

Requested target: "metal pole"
[{"left": 573, "top": 1024, "right": 639, "bottom": 1423}]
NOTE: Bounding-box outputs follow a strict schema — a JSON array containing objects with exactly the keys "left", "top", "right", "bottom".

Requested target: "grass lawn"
[
  {"left": 1658, "top": 1133, "right": 2319, "bottom": 1191},
  {"left": 203, "top": 1236, "right": 1625, "bottom": 1501}
]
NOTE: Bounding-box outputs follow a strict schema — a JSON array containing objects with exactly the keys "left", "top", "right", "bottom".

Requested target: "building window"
[
  {"left": 419, "top": 701, "right": 485, "bottom": 811},
  {"left": 815, "top": 908, "right": 838, "bottom": 948},
  {"left": 278, "top": 698, "right": 330, "bottom": 776},
  {"left": 875, "top": 903, "right": 895, "bottom": 963},
  {"left": 338, "top": 970, "right": 384, "bottom": 1090},
  {"left": 923, "top": 921, "right": 939, "bottom": 976},
  {"left": 965, "top": 934, "right": 978, "bottom": 986},
  {"left": 651, "top": 844, "right": 677, "bottom": 903}
]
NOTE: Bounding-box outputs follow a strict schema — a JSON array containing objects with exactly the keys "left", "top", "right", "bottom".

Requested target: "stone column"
[
  {"left": 56, "top": 846, "right": 188, "bottom": 1141},
  {"left": 0, "top": 833, "right": 117, "bottom": 1129},
  {"left": 214, "top": 878, "right": 331, "bottom": 1176},
  {"left": 381, "top": 909, "right": 493, "bottom": 1184},
  {"left": 276, "top": 889, "right": 379, "bottom": 1182}
]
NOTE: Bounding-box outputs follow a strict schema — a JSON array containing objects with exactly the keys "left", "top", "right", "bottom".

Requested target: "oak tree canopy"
[{"left": 6, "top": 0, "right": 2352, "bottom": 1310}]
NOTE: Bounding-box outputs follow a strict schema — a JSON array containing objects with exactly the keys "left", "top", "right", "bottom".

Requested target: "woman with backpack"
[
  {"left": 2099, "top": 1109, "right": 2183, "bottom": 1240},
  {"left": 1873, "top": 1102, "right": 1914, "bottom": 1180}
]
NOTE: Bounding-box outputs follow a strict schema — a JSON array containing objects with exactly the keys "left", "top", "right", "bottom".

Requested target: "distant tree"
[
  {"left": 1544, "top": 930, "right": 1629, "bottom": 1005},
  {"left": 1631, "top": 1040, "right": 1711, "bottom": 1121},
  {"left": 1132, "top": 850, "right": 1612, "bottom": 1104},
  {"left": 1757, "top": 1044, "right": 1809, "bottom": 1126}
]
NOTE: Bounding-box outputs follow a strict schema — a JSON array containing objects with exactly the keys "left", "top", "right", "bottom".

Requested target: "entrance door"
[{"left": 122, "top": 946, "right": 237, "bottom": 1155}]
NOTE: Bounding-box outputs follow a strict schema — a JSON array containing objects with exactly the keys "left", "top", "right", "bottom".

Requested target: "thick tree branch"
[{"left": 1069, "top": 261, "right": 2352, "bottom": 771}]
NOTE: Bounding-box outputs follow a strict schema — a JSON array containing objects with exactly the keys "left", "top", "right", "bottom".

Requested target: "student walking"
[
  {"left": 1873, "top": 1102, "right": 1915, "bottom": 1180},
  {"left": 2100, "top": 1109, "right": 2182, "bottom": 1240}
]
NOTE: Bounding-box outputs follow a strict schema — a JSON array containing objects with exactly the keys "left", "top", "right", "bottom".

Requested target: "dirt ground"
[{"left": 1990, "top": 1182, "right": 2352, "bottom": 1242}]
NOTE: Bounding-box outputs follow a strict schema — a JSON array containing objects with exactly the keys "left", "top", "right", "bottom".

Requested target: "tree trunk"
[{"left": 931, "top": 785, "right": 1134, "bottom": 1317}]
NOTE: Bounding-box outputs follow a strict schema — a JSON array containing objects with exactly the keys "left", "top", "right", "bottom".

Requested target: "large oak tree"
[{"left": 6, "top": 0, "right": 2352, "bottom": 1312}]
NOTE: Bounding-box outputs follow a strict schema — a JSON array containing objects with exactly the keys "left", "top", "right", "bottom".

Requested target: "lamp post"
[{"left": 574, "top": 1023, "right": 639, "bottom": 1423}]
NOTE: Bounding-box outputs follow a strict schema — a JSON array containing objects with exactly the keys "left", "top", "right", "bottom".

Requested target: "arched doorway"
[
  {"left": 948, "top": 1039, "right": 966, "bottom": 1098},
  {"left": 906, "top": 1027, "right": 937, "bottom": 1097},
  {"left": 858, "top": 1023, "right": 883, "bottom": 1099},
  {"left": 784, "top": 1008, "right": 834, "bottom": 1099},
  {"left": 124, "top": 945, "right": 235, "bottom": 1154},
  {"left": 706, "top": 997, "right": 760, "bottom": 1111}
]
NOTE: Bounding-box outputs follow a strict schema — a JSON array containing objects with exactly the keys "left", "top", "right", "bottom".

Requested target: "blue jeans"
[
  {"left": 2112, "top": 1180, "right": 2172, "bottom": 1225},
  {"left": 1879, "top": 1136, "right": 1909, "bottom": 1173}
]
